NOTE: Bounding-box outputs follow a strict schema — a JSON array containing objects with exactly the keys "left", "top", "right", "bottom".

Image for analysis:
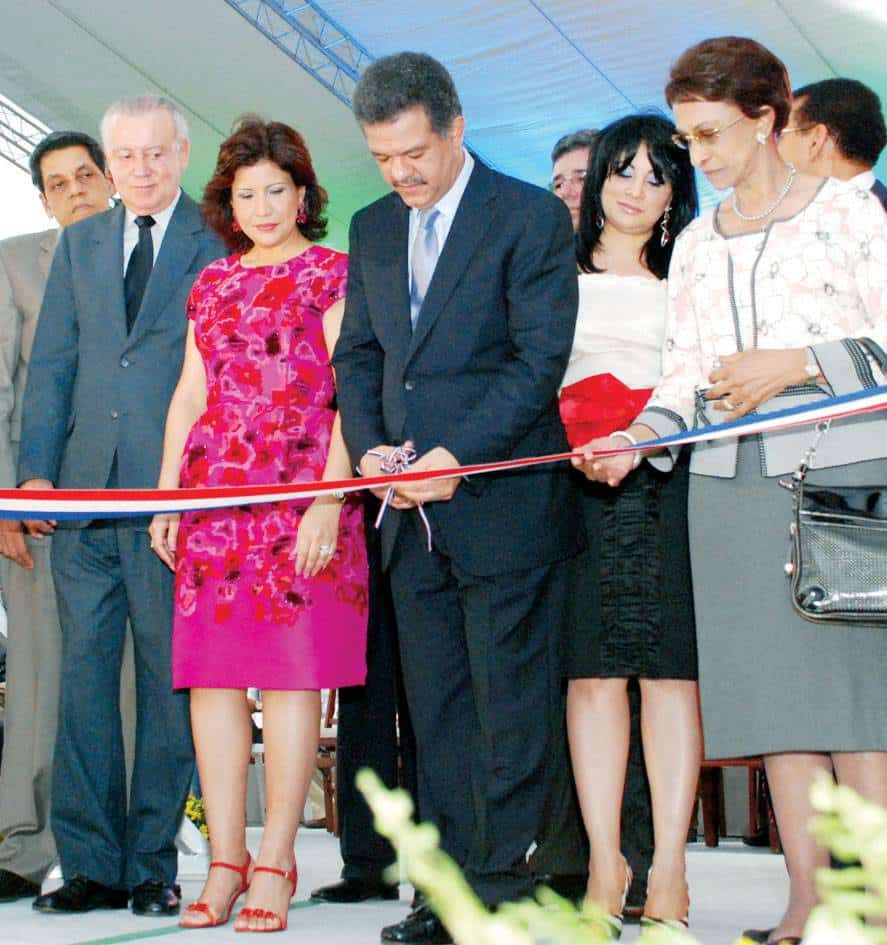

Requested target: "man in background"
[
  {"left": 551, "top": 129, "right": 596, "bottom": 230},
  {"left": 778, "top": 77, "right": 886, "bottom": 207},
  {"left": 0, "top": 131, "right": 113, "bottom": 905}
]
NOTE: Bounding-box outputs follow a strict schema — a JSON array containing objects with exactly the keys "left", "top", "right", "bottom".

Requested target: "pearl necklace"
[{"left": 731, "top": 163, "right": 797, "bottom": 222}]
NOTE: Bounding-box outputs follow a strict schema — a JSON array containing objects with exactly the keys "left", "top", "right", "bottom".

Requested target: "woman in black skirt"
[{"left": 560, "top": 114, "right": 699, "bottom": 938}]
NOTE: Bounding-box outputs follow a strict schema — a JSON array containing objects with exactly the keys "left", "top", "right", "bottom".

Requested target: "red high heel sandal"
[
  {"left": 235, "top": 864, "right": 298, "bottom": 933},
  {"left": 180, "top": 852, "right": 252, "bottom": 928}
]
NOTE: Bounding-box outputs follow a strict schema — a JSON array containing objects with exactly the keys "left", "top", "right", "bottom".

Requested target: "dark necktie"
[
  {"left": 410, "top": 208, "right": 440, "bottom": 329},
  {"left": 124, "top": 214, "right": 156, "bottom": 333}
]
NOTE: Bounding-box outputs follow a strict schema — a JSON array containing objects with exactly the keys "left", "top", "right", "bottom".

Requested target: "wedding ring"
[
  {"left": 723, "top": 400, "right": 735, "bottom": 410},
  {"left": 318, "top": 544, "right": 334, "bottom": 557}
]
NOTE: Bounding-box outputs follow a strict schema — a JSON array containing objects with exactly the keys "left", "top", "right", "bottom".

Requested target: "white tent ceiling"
[{"left": 1, "top": 0, "right": 885, "bottom": 244}]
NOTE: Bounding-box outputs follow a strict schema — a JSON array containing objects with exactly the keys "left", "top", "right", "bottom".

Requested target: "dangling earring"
[
  {"left": 231, "top": 220, "right": 241, "bottom": 233},
  {"left": 595, "top": 212, "right": 604, "bottom": 229},
  {"left": 660, "top": 204, "right": 672, "bottom": 247},
  {"left": 756, "top": 131, "right": 767, "bottom": 145},
  {"left": 296, "top": 203, "right": 308, "bottom": 224}
]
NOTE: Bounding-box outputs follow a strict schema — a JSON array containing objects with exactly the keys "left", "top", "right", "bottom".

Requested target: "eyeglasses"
[
  {"left": 671, "top": 114, "right": 745, "bottom": 150},
  {"left": 779, "top": 124, "right": 817, "bottom": 136}
]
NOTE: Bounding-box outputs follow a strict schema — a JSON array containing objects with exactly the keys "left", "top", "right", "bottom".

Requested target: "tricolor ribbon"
[{"left": 3, "top": 385, "right": 886, "bottom": 520}]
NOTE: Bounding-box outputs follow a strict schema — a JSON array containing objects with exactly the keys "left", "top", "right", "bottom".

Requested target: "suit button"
[
  {"left": 404, "top": 380, "right": 415, "bottom": 391},
  {"left": 110, "top": 409, "right": 119, "bottom": 419},
  {"left": 120, "top": 357, "right": 130, "bottom": 368}
]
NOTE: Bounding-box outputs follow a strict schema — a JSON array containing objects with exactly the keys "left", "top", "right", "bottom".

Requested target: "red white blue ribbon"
[{"left": 3, "top": 385, "right": 885, "bottom": 520}]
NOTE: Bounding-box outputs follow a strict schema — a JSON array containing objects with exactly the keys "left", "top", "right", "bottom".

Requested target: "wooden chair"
[
  {"left": 698, "top": 757, "right": 781, "bottom": 853},
  {"left": 317, "top": 689, "right": 339, "bottom": 835}
]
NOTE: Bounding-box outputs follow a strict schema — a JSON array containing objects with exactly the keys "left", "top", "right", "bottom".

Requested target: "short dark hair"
[
  {"left": 29, "top": 130, "right": 106, "bottom": 193},
  {"left": 666, "top": 36, "right": 791, "bottom": 135},
  {"left": 551, "top": 129, "right": 598, "bottom": 165},
  {"left": 577, "top": 113, "right": 698, "bottom": 281},
  {"left": 203, "top": 116, "right": 328, "bottom": 251},
  {"left": 353, "top": 52, "right": 462, "bottom": 135},
  {"left": 792, "top": 78, "right": 886, "bottom": 168}
]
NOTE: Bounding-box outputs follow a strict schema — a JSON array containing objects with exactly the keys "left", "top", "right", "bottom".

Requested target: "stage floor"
[{"left": 1, "top": 829, "right": 789, "bottom": 945}]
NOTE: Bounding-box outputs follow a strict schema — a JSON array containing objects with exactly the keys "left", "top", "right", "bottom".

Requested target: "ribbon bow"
[{"left": 367, "top": 445, "right": 433, "bottom": 551}]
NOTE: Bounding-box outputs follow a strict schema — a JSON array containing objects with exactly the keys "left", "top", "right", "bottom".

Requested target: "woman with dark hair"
[
  {"left": 578, "top": 37, "right": 887, "bottom": 945},
  {"left": 149, "top": 117, "right": 367, "bottom": 933},
  {"left": 561, "top": 112, "right": 699, "bottom": 939}
]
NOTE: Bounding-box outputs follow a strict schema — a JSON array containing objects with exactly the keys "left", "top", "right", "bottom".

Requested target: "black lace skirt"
[{"left": 563, "top": 452, "right": 697, "bottom": 679}]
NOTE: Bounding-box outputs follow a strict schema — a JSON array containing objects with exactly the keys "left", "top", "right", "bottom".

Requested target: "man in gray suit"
[
  {"left": 18, "top": 97, "right": 224, "bottom": 916},
  {"left": 0, "top": 130, "right": 114, "bottom": 904}
]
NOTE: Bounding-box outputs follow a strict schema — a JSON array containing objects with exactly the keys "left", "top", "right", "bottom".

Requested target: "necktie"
[
  {"left": 410, "top": 208, "right": 440, "bottom": 329},
  {"left": 124, "top": 214, "right": 156, "bottom": 333}
]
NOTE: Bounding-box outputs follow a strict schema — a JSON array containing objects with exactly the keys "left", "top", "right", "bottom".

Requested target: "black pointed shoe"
[
  {"left": 0, "top": 869, "right": 40, "bottom": 903},
  {"left": 131, "top": 879, "right": 181, "bottom": 916},
  {"left": 381, "top": 903, "right": 453, "bottom": 944},
  {"left": 33, "top": 875, "right": 129, "bottom": 913},
  {"left": 311, "top": 878, "right": 400, "bottom": 903}
]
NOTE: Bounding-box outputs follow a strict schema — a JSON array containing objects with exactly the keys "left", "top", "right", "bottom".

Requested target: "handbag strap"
[{"left": 790, "top": 419, "right": 832, "bottom": 485}]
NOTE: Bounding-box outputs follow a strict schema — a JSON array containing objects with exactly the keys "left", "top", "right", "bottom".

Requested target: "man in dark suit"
[
  {"left": 333, "top": 52, "right": 583, "bottom": 945},
  {"left": 18, "top": 96, "right": 224, "bottom": 916},
  {"left": 778, "top": 77, "right": 887, "bottom": 208}
]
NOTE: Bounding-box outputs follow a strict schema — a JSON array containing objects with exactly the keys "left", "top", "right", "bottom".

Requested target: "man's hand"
[
  {"left": 706, "top": 349, "right": 809, "bottom": 420},
  {"left": 394, "top": 447, "right": 461, "bottom": 505},
  {"left": 359, "top": 445, "right": 417, "bottom": 509},
  {"left": 20, "top": 478, "right": 57, "bottom": 539},
  {"left": 0, "top": 519, "right": 34, "bottom": 569}
]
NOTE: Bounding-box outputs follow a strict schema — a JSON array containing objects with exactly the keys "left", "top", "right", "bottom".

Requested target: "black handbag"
[{"left": 781, "top": 420, "right": 887, "bottom": 626}]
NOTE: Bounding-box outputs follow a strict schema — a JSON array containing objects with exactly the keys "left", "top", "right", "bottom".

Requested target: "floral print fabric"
[{"left": 171, "top": 247, "right": 367, "bottom": 690}]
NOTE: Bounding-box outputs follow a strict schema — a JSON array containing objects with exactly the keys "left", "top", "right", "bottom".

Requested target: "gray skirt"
[{"left": 689, "top": 437, "right": 887, "bottom": 759}]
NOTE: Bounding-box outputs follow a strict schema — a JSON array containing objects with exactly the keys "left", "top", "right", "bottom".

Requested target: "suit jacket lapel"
[
  {"left": 92, "top": 204, "right": 128, "bottom": 345},
  {"left": 407, "top": 162, "right": 497, "bottom": 361},
  {"left": 129, "top": 193, "right": 202, "bottom": 341}
]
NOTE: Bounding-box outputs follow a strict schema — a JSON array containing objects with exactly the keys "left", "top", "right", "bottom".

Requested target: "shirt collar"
[
  {"left": 848, "top": 169, "right": 876, "bottom": 190},
  {"left": 124, "top": 188, "right": 182, "bottom": 230}
]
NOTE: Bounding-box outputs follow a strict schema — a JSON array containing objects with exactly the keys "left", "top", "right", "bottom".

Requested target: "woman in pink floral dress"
[{"left": 149, "top": 118, "right": 366, "bottom": 933}]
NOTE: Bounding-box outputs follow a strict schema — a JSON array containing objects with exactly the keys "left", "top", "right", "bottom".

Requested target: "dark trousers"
[
  {"left": 337, "top": 500, "right": 417, "bottom": 882},
  {"left": 389, "top": 512, "right": 572, "bottom": 906},
  {"left": 50, "top": 521, "right": 193, "bottom": 889}
]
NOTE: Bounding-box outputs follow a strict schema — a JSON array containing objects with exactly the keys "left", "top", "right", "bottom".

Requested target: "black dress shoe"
[
  {"left": 534, "top": 872, "right": 587, "bottom": 903},
  {"left": 311, "top": 878, "right": 400, "bottom": 903},
  {"left": 741, "top": 931, "right": 773, "bottom": 944},
  {"left": 0, "top": 869, "right": 40, "bottom": 903},
  {"left": 131, "top": 879, "right": 181, "bottom": 916},
  {"left": 381, "top": 904, "right": 453, "bottom": 944},
  {"left": 33, "top": 875, "right": 129, "bottom": 913}
]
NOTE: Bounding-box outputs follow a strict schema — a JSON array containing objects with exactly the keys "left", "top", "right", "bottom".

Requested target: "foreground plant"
[{"left": 358, "top": 769, "right": 886, "bottom": 945}]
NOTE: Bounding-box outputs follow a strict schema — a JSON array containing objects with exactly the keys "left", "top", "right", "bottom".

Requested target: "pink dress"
[{"left": 171, "top": 247, "right": 368, "bottom": 690}]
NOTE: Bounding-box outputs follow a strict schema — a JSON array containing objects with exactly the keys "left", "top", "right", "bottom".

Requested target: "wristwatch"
[{"left": 804, "top": 348, "right": 821, "bottom": 381}]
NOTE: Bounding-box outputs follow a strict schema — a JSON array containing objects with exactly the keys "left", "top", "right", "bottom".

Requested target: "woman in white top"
[
  {"left": 579, "top": 38, "right": 887, "bottom": 945},
  {"left": 561, "top": 113, "right": 699, "bottom": 938}
]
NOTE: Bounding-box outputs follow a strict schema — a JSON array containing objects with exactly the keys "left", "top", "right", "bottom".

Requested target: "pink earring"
[
  {"left": 296, "top": 204, "right": 307, "bottom": 224},
  {"left": 231, "top": 220, "right": 241, "bottom": 233}
]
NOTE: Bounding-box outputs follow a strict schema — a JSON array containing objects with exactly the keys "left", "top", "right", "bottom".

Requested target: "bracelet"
[{"left": 610, "top": 430, "right": 642, "bottom": 470}]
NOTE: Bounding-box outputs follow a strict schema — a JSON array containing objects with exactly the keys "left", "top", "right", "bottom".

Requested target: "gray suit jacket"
[
  {"left": 0, "top": 229, "right": 58, "bottom": 488},
  {"left": 17, "top": 194, "right": 225, "bottom": 523}
]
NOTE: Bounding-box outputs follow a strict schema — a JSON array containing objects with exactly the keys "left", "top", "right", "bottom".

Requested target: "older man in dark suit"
[
  {"left": 18, "top": 96, "right": 224, "bottom": 916},
  {"left": 333, "top": 52, "right": 583, "bottom": 945}
]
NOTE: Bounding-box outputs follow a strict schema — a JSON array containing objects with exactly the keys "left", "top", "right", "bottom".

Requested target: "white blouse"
[{"left": 561, "top": 272, "right": 667, "bottom": 391}]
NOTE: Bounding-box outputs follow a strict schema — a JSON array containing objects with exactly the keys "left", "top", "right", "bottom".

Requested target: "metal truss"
[
  {"left": 0, "top": 93, "right": 51, "bottom": 177},
  {"left": 222, "top": 0, "right": 373, "bottom": 106}
]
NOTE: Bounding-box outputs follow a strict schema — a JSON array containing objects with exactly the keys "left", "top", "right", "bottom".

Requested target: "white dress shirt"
[
  {"left": 407, "top": 150, "right": 475, "bottom": 290},
  {"left": 848, "top": 169, "right": 876, "bottom": 190},
  {"left": 122, "top": 189, "right": 182, "bottom": 274}
]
